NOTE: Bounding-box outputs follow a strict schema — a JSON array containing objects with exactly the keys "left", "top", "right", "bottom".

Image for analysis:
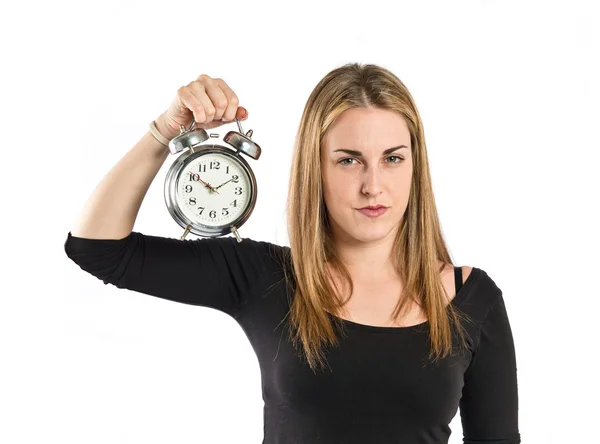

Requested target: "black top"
[{"left": 64, "top": 231, "right": 520, "bottom": 444}]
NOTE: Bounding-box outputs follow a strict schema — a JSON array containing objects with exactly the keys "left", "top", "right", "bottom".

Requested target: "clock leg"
[
  {"left": 180, "top": 224, "right": 192, "bottom": 240},
  {"left": 231, "top": 226, "right": 242, "bottom": 243}
]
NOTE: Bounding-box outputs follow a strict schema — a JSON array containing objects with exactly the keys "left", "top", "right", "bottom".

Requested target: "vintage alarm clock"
[{"left": 164, "top": 117, "right": 261, "bottom": 242}]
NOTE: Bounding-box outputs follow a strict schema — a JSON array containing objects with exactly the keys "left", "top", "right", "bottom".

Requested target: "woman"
[{"left": 65, "top": 63, "right": 520, "bottom": 444}]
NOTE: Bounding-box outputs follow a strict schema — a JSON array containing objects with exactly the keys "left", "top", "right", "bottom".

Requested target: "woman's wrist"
[{"left": 153, "top": 114, "right": 180, "bottom": 140}]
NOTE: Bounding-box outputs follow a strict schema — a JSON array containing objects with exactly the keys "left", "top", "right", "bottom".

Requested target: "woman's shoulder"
[
  {"left": 438, "top": 262, "right": 474, "bottom": 288},
  {"left": 453, "top": 264, "right": 505, "bottom": 319},
  {"left": 215, "top": 236, "right": 291, "bottom": 272}
]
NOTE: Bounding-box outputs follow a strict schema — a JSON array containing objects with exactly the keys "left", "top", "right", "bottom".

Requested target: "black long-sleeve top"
[{"left": 64, "top": 231, "right": 520, "bottom": 444}]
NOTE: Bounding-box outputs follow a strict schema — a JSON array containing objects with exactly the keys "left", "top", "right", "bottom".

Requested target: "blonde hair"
[{"left": 279, "top": 62, "right": 472, "bottom": 373}]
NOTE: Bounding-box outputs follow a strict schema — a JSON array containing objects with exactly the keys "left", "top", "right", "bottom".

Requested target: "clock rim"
[{"left": 164, "top": 146, "right": 258, "bottom": 238}]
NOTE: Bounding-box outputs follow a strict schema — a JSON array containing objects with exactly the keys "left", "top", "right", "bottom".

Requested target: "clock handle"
[{"left": 187, "top": 117, "right": 241, "bottom": 132}]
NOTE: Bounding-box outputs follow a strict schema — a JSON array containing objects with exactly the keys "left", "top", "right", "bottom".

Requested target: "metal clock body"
[{"left": 164, "top": 118, "right": 261, "bottom": 242}]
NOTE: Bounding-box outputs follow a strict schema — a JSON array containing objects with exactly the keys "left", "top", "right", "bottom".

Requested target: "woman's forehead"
[{"left": 323, "top": 108, "right": 410, "bottom": 151}]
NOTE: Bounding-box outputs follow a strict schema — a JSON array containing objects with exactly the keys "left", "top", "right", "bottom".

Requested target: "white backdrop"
[{"left": 1, "top": 0, "right": 599, "bottom": 443}]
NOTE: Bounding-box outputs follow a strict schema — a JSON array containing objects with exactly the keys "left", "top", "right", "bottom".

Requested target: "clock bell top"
[{"left": 168, "top": 118, "right": 261, "bottom": 160}]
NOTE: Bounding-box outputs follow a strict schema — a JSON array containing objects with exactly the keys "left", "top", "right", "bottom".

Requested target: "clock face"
[{"left": 175, "top": 152, "right": 252, "bottom": 228}]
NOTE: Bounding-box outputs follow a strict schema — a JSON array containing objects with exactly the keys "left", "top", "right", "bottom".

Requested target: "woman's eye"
[
  {"left": 338, "top": 156, "right": 404, "bottom": 166},
  {"left": 386, "top": 156, "right": 404, "bottom": 163}
]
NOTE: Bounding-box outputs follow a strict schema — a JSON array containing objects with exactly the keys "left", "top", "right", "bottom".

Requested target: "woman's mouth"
[{"left": 357, "top": 207, "right": 388, "bottom": 218}]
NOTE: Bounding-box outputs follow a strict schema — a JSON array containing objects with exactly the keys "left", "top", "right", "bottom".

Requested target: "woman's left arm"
[{"left": 459, "top": 294, "right": 521, "bottom": 444}]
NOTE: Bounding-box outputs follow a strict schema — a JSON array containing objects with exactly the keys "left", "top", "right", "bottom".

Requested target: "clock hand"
[
  {"left": 188, "top": 171, "right": 220, "bottom": 194},
  {"left": 214, "top": 178, "right": 234, "bottom": 190}
]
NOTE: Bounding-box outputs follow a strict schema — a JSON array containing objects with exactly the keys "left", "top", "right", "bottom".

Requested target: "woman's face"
[{"left": 320, "top": 107, "right": 413, "bottom": 245}]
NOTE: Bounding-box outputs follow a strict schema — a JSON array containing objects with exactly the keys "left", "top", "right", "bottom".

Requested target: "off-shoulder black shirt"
[{"left": 64, "top": 231, "right": 520, "bottom": 444}]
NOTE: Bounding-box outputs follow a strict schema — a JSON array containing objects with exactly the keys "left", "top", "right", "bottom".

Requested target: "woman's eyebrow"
[{"left": 333, "top": 145, "right": 408, "bottom": 156}]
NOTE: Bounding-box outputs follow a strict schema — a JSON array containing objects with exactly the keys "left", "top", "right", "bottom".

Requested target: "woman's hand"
[{"left": 155, "top": 74, "right": 248, "bottom": 140}]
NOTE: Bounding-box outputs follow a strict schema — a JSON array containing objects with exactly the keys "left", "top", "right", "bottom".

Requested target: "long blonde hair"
[{"left": 280, "top": 62, "right": 472, "bottom": 373}]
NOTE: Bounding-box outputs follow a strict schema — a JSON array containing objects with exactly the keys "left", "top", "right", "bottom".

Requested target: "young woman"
[{"left": 65, "top": 63, "right": 520, "bottom": 444}]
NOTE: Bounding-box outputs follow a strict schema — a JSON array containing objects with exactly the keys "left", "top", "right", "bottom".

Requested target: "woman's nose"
[{"left": 361, "top": 166, "right": 382, "bottom": 196}]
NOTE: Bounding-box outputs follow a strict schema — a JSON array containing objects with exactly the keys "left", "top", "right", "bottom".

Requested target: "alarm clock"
[{"left": 164, "top": 117, "right": 261, "bottom": 242}]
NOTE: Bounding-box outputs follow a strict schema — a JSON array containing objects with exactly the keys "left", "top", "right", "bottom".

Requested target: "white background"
[{"left": 1, "top": 0, "right": 598, "bottom": 442}]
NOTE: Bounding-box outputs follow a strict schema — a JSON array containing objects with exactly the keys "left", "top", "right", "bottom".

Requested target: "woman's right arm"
[{"left": 64, "top": 75, "right": 269, "bottom": 319}]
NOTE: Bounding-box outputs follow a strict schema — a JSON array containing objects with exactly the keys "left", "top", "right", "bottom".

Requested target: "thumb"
[{"left": 235, "top": 106, "right": 248, "bottom": 121}]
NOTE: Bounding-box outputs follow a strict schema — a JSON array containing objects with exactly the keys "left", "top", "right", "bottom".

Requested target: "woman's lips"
[{"left": 357, "top": 207, "right": 388, "bottom": 217}]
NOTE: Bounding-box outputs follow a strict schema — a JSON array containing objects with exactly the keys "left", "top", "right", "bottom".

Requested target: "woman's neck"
[{"left": 332, "top": 239, "right": 399, "bottom": 282}]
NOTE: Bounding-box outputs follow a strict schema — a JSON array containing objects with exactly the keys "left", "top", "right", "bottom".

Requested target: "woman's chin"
[
  {"left": 329, "top": 216, "right": 399, "bottom": 244},
  {"left": 343, "top": 227, "right": 392, "bottom": 244}
]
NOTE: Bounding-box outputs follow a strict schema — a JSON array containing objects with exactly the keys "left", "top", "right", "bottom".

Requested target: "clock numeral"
[
  {"left": 185, "top": 185, "right": 193, "bottom": 193},
  {"left": 198, "top": 164, "right": 206, "bottom": 173},
  {"left": 230, "top": 199, "right": 237, "bottom": 208},
  {"left": 188, "top": 197, "right": 196, "bottom": 205},
  {"left": 232, "top": 175, "right": 239, "bottom": 183},
  {"left": 210, "top": 160, "right": 220, "bottom": 170},
  {"left": 234, "top": 187, "right": 242, "bottom": 195},
  {"left": 222, "top": 208, "right": 229, "bottom": 216},
  {"left": 189, "top": 173, "right": 200, "bottom": 181},
  {"left": 199, "top": 207, "right": 205, "bottom": 215},
  {"left": 209, "top": 210, "right": 217, "bottom": 218},
  {"left": 226, "top": 166, "right": 230, "bottom": 174}
]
